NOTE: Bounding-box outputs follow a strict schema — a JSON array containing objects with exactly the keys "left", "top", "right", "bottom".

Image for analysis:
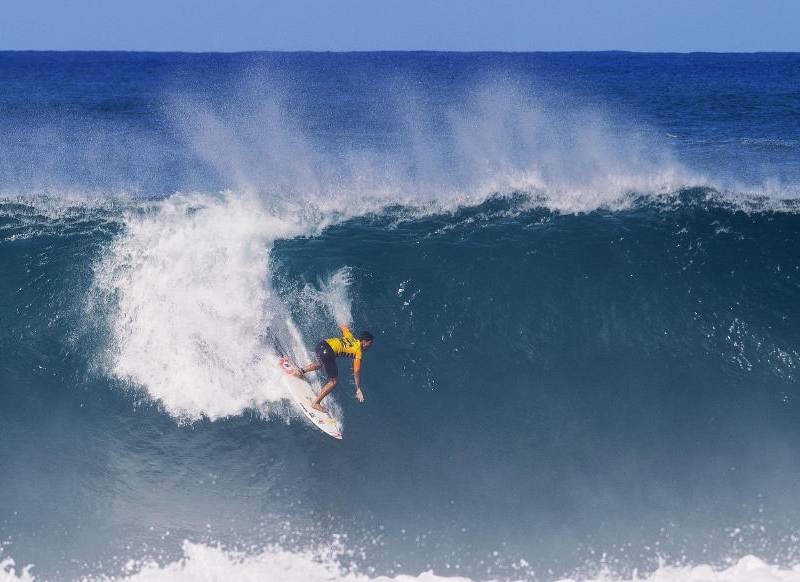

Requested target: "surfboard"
[{"left": 279, "top": 358, "right": 342, "bottom": 439}]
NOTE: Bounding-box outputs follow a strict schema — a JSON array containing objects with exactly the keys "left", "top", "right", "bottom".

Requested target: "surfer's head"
[{"left": 359, "top": 331, "right": 375, "bottom": 349}]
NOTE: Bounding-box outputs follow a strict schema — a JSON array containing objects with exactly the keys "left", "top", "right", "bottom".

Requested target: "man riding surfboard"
[{"left": 294, "top": 326, "right": 374, "bottom": 413}]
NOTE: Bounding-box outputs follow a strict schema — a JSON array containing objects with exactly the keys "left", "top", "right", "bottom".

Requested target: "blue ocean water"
[{"left": 1, "top": 52, "right": 799, "bottom": 582}]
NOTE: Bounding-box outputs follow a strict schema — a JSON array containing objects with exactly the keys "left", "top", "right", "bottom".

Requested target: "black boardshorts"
[{"left": 315, "top": 341, "right": 339, "bottom": 379}]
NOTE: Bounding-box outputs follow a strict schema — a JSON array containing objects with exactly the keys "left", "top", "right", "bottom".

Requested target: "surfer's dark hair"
[{"left": 359, "top": 331, "right": 375, "bottom": 342}]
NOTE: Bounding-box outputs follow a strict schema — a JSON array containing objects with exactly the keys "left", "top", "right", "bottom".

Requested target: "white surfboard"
[{"left": 279, "top": 358, "right": 342, "bottom": 439}]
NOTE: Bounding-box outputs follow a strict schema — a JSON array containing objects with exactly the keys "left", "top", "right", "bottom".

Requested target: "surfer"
[{"left": 295, "top": 326, "right": 374, "bottom": 413}]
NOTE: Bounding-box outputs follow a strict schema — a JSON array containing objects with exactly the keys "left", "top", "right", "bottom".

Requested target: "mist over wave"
[
  {"left": 1, "top": 52, "right": 709, "bottom": 209},
  {"left": 173, "top": 69, "right": 695, "bottom": 215}
]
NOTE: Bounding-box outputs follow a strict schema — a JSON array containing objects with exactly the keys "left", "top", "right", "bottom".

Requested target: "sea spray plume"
[
  {"left": 171, "top": 89, "right": 324, "bottom": 199},
  {"left": 442, "top": 74, "right": 689, "bottom": 212},
  {"left": 284, "top": 267, "right": 355, "bottom": 346},
  {"left": 168, "top": 73, "right": 441, "bottom": 214},
  {"left": 318, "top": 267, "right": 355, "bottom": 328},
  {"left": 167, "top": 69, "right": 690, "bottom": 220},
  {"left": 365, "top": 70, "right": 692, "bottom": 213},
  {"left": 446, "top": 74, "right": 550, "bottom": 194}
]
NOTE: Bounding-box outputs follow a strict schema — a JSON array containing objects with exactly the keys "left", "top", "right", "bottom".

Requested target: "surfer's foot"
[
  {"left": 311, "top": 401, "right": 328, "bottom": 413},
  {"left": 292, "top": 370, "right": 303, "bottom": 378}
]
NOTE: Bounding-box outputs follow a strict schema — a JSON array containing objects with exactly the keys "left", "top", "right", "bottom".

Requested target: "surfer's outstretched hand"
[{"left": 356, "top": 388, "right": 364, "bottom": 402}]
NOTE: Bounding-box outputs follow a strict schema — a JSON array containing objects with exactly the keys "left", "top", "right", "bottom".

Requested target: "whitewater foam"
[
  {"left": 4, "top": 542, "right": 800, "bottom": 582},
  {"left": 90, "top": 192, "right": 307, "bottom": 421}
]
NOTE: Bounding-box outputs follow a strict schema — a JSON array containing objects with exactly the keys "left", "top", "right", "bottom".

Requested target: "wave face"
[{"left": 1, "top": 52, "right": 800, "bottom": 581}]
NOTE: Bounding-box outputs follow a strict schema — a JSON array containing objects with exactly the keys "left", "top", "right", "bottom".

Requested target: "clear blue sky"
[{"left": 3, "top": 0, "right": 799, "bottom": 52}]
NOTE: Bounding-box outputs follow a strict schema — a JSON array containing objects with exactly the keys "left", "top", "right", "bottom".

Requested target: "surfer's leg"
[
  {"left": 311, "top": 378, "right": 337, "bottom": 412},
  {"left": 310, "top": 341, "right": 339, "bottom": 412},
  {"left": 294, "top": 363, "right": 322, "bottom": 377}
]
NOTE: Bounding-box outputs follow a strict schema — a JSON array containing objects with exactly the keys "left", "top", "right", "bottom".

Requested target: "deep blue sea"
[{"left": 1, "top": 52, "right": 799, "bottom": 582}]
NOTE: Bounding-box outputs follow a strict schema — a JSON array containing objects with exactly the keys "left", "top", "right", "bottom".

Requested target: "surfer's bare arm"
[{"left": 354, "top": 368, "right": 364, "bottom": 402}]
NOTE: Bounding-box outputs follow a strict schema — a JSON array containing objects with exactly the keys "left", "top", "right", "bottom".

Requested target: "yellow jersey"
[{"left": 324, "top": 326, "right": 364, "bottom": 371}]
